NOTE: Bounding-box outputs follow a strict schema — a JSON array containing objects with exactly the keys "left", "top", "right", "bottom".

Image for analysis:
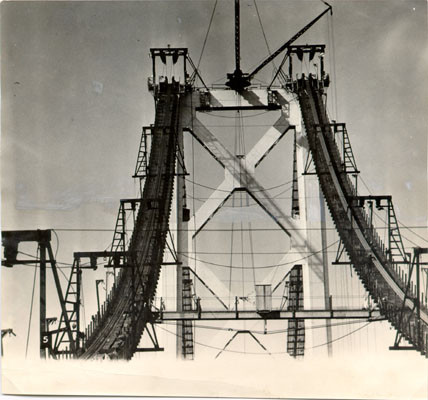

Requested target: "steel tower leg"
[
  {"left": 171, "top": 89, "right": 337, "bottom": 357},
  {"left": 290, "top": 99, "right": 330, "bottom": 354},
  {"left": 181, "top": 89, "right": 331, "bottom": 356},
  {"left": 319, "top": 188, "right": 333, "bottom": 357},
  {"left": 176, "top": 125, "right": 185, "bottom": 359},
  {"left": 176, "top": 99, "right": 194, "bottom": 359},
  {"left": 40, "top": 243, "right": 47, "bottom": 359}
]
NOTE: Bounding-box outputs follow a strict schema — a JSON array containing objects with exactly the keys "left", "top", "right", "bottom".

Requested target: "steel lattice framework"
[{"left": 3, "top": 1, "right": 427, "bottom": 361}]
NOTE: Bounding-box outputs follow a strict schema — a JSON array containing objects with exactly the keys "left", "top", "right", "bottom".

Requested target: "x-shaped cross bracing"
[{"left": 180, "top": 89, "right": 324, "bottom": 300}]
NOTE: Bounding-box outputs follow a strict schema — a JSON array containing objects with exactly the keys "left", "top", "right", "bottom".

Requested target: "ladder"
[
  {"left": 53, "top": 258, "right": 81, "bottom": 355},
  {"left": 287, "top": 265, "right": 305, "bottom": 357},
  {"left": 133, "top": 126, "right": 152, "bottom": 179},
  {"left": 291, "top": 131, "right": 300, "bottom": 218},
  {"left": 332, "top": 123, "right": 359, "bottom": 174},
  {"left": 181, "top": 267, "right": 194, "bottom": 359},
  {"left": 388, "top": 201, "right": 408, "bottom": 264}
]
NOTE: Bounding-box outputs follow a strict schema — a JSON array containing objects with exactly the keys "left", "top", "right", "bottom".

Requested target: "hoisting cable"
[
  {"left": 17, "top": 250, "right": 72, "bottom": 268},
  {"left": 52, "top": 229, "right": 60, "bottom": 260},
  {"left": 309, "top": 322, "right": 371, "bottom": 350},
  {"left": 268, "top": 51, "right": 289, "bottom": 89},
  {"left": 247, "top": 1, "right": 332, "bottom": 81},
  {"left": 253, "top": 0, "right": 282, "bottom": 83},
  {"left": 196, "top": 0, "right": 218, "bottom": 73}
]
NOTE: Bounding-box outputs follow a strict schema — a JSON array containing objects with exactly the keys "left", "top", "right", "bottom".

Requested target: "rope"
[
  {"left": 52, "top": 229, "right": 60, "bottom": 260},
  {"left": 254, "top": 0, "right": 276, "bottom": 73},
  {"left": 309, "top": 322, "right": 371, "bottom": 350},
  {"left": 196, "top": 0, "right": 218, "bottom": 71}
]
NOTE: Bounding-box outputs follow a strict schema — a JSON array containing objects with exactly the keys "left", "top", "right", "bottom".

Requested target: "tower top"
[{"left": 225, "top": 0, "right": 332, "bottom": 92}]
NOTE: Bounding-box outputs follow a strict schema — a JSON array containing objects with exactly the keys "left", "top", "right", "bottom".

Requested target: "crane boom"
[{"left": 247, "top": 4, "right": 332, "bottom": 81}]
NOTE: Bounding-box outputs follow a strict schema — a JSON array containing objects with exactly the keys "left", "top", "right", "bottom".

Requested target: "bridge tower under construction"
[{"left": 2, "top": 0, "right": 428, "bottom": 362}]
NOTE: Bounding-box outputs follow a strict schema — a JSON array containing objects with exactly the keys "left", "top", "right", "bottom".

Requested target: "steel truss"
[
  {"left": 6, "top": 2, "right": 427, "bottom": 358},
  {"left": 295, "top": 74, "right": 428, "bottom": 356},
  {"left": 1, "top": 230, "right": 76, "bottom": 358}
]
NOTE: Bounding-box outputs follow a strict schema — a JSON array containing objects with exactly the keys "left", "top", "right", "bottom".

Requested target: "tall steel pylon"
[
  {"left": 175, "top": 86, "right": 334, "bottom": 358},
  {"left": 170, "top": 0, "right": 335, "bottom": 358}
]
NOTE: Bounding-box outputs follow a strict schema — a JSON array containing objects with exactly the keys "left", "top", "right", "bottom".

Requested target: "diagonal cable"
[{"left": 196, "top": 0, "right": 218, "bottom": 71}]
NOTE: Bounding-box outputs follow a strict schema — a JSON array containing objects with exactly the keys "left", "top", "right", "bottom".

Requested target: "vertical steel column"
[
  {"left": 416, "top": 249, "right": 421, "bottom": 345},
  {"left": 319, "top": 188, "right": 333, "bottom": 357},
  {"left": 39, "top": 242, "right": 47, "bottom": 359},
  {"left": 96, "top": 280, "right": 103, "bottom": 316},
  {"left": 176, "top": 114, "right": 187, "bottom": 358},
  {"left": 387, "top": 201, "right": 392, "bottom": 263},
  {"left": 47, "top": 243, "right": 77, "bottom": 355},
  {"left": 152, "top": 54, "right": 156, "bottom": 85},
  {"left": 76, "top": 259, "right": 82, "bottom": 351},
  {"left": 291, "top": 131, "right": 300, "bottom": 218},
  {"left": 234, "top": 0, "right": 240, "bottom": 73}
]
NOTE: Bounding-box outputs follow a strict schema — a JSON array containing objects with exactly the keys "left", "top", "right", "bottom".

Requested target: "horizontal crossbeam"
[
  {"left": 389, "top": 345, "right": 417, "bottom": 351},
  {"left": 156, "top": 309, "right": 382, "bottom": 321},
  {"left": 73, "top": 251, "right": 127, "bottom": 259},
  {"left": 2, "top": 259, "right": 40, "bottom": 265},
  {"left": 2, "top": 229, "right": 51, "bottom": 243},
  {"left": 150, "top": 48, "right": 188, "bottom": 57},
  {"left": 134, "top": 347, "right": 164, "bottom": 352},
  {"left": 196, "top": 105, "right": 281, "bottom": 112}
]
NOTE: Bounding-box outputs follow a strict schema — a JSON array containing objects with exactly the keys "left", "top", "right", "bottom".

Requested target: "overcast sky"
[
  {"left": 1, "top": 0, "right": 428, "bottom": 394},
  {"left": 2, "top": 0, "right": 427, "bottom": 226}
]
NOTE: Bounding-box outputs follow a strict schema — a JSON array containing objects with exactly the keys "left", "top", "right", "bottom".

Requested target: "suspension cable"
[
  {"left": 157, "top": 319, "right": 379, "bottom": 355},
  {"left": 184, "top": 177, "right": 293, "bottom": 193},
  {"left": 181, "top": 239, "right": 339, "bottom": 270}
]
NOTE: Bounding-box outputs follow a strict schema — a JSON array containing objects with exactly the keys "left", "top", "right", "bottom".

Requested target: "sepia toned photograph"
[{"left": 1, "top": 0, "right": 427, "bottom": 398}]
